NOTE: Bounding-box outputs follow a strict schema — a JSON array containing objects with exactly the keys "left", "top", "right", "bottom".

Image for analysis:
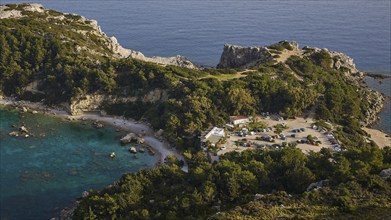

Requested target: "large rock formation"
[
  {"left": 380, "top": 168, "right": 391, "bottom": 179},
  {"left": 216, "top": 40, "right": 358, "bottom": 74},
  {"left": 362, "top": 89, "right": 385, "bottom": 126},
  {"left": 217, "top": 44, "right": 273, "bottom": 69},
  {"left": 0, "top": 3, "right": 44, "bottom": 19},
  {"left": 217, "top": 40, "right": 301, "bottom": 69},
  {"left": 0, "top": 4, "right": 199, "bottom": 69},
  {"left": 302, "top": 46, "right": 359, "bottom": 74}
]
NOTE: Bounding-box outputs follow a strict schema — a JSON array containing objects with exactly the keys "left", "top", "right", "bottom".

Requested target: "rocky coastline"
[
  {"left": 1, "top": 4, "right": 389, "bottom": 219},
  {"left": 0, "top": 96, "right": 188, "bottom": 168},
  {"left": 0, "top": 4, "right": 200, "bottom": 69},
  {"left": 216, "top": 40, "right": 387, "bottom": 126}
]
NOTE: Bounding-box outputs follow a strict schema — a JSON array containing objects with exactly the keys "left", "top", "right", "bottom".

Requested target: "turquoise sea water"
[{"left": 0, "top": 107, "right": 156, "bottom": 219}]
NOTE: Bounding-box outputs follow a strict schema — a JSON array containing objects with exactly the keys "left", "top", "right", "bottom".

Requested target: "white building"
[
  {"left": 229, "top": 116, "right": 250, "bottom": 125},
  {"left": 202, "top": 127, "right": 226, "bottom": 145}
]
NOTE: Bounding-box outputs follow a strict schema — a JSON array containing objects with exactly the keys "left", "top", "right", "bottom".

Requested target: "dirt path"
[{"left": 198, "top": 69, "right": 255, "bottom": 81}]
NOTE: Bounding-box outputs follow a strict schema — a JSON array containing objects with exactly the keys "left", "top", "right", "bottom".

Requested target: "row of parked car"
[
  {"left": 237, "top": 127, "right": 274, "bottom": 137},
  {"left": 296, "top": 139, "right": 322, "bottom": 145},
  {"left": 291, "top": 128, "right": 306, "bottom": 133}
]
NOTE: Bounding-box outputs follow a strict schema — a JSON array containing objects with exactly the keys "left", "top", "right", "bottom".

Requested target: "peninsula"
[{"left": 0, "top": 4, "right": 390, "bottom": 220}]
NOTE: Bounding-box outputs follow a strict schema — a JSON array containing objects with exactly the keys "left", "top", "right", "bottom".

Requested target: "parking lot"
[{"left": 218, "top": 116, "right": 337, "bottom": 155}]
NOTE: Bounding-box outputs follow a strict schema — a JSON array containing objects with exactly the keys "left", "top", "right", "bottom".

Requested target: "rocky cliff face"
[
  {"left": 0, "top": 4, "right": 199, "bottom": 69},
  {"left": 217, "top": 40, "right": 357, "bottom": 74},
  {"left": 303, "top": 46, "right": 359, "bottom": 74},
  {"left": 217, "top": 44, "right": 273, "bottom": 69},
  {"left": 68, "top": 89, "right": 168, "bottom": 115},
  {"left": 217, "top": 40, "right": 301, "bottom": 69},
  {"left": 362, "top": 89, "right": 385, "bottom": 126},
  {"left": 0, "top": 3, "right": 43, "bottom": 18},
  {"left": 217, "top": 40, "right": 385, "bottom": 126}
]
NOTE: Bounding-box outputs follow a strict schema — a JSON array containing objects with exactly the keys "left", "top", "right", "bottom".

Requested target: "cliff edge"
[{"left": 0, "top": 3, "right": 199, "bottom": 69}]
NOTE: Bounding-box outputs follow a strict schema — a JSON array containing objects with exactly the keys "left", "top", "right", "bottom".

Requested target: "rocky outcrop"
[
  {"left": 107, "top": 37, "right": 198, "bottom": 68},
  {"left": 217, "top": 40, "right": 359, "bottom": 74},
  {"left": 362, "top": 89, "right": 385, "bottom": 126},
  {"left": 0, "top": 3, "right": 43, "bottom": 19},
  {"left": 217, "top": 40, "right": 300, "bottom": 69},
  {"left": 217, "top": 44, "right": 273, "bottom": 69},
  {"left": 379, "top": 168, "right": 391, "bottom": 179},
  {"left": 121, "top": 133, "right": 144, "bottom": 145},
  {"left": 107, "top": 36, "right": 146, "bottom": 60},
  {"left": 303, "top": 46, "right": 359, "bottom": 74},
  {"left": 68, "top": 89, "right": 168, "bottom": 115},
  {"left": 0, "top": 5, "right": 22, "bottom": 18},
  {"left": 144, "top": 55, "right": 199, "bottom": 70},
  {"left": 306, "top": 179, "right": 329, "bottom": 191}
]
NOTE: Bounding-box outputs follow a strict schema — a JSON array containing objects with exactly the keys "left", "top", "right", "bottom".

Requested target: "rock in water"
[
  {"left": 121, "top": 133, "right": 137, "bottom": 145},
  {"left": 19, "top": 126, "right": 28, "bottom": 133},
  {"left": 136, "top": 137, "right": 144, "bottom": 144},
  {"left": 8, "top": 131, "right": 19, "bottom": 137},
  {"left": 129, "top": 147, "right": 137, "bottom": 154}
]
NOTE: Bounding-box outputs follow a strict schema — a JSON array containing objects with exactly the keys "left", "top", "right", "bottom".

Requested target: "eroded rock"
[
  {"left": 380, "top": 168, "right": 391, "bottom": 179},
  {"left": 217, "top": 44, "right": 273, "bottom": 69}
]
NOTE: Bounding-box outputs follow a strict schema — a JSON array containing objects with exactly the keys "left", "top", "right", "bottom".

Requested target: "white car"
[{"left": 221, "top": 146, "right": 227, "bottom": 150}]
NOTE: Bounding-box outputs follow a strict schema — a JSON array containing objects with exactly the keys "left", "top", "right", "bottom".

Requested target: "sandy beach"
[
  {"left": 0, "top": 97, "right": 188, "bottom": 172},
  {"left": 363, "top": 127, "right": 391, "bottom": 148}
]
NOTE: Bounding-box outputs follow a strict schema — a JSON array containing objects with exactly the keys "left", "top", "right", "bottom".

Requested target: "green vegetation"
[
  {"left": 248, "top": 120, "right": 268, "bottom": 130},
  {"left": 74, "top": 146, "right": 391, "bottom": 219},
  {"left": 1, "top": 5, "right": 389, "bottom": 219},
  {"left": 268, "top": 41, "right": 294, "bottom": 51},
  {"left": 274, "top": 123, "right": 288, "bottom": 134},
  {"left": 0, "top": 11, "right": 377, "bottom": 150}
]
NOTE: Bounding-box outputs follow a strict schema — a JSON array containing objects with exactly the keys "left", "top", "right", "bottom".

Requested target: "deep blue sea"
[{"left": 0, "top": 0, "right": 390, "bottom": 219}]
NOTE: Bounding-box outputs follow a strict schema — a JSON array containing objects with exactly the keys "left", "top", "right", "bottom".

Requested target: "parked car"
[
  {"left": 300, "top": 128, "right": 305, "bottom": 132},
  {"left": 272, "top": 144, "right": 282, "bottom": 148},
  {"left": 256, "top": 144, "right": 265, "bottom": 149},
  {"left": 221, "top": 146, "right": 227, "bottom": 150}
]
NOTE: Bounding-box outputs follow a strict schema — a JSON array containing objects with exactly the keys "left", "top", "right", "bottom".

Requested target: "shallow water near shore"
[{"left": 0, "top": 107, "right": 157, "bottom": 219}]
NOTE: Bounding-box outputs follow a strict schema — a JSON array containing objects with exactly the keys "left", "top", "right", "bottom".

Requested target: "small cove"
[{"left": 0, "top": 107, "right": 157, "bottom": 219}]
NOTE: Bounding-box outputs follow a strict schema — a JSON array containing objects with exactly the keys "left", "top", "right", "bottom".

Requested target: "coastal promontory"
[{"left": 1, "top": 4, "right": 390, "bottom": 220}]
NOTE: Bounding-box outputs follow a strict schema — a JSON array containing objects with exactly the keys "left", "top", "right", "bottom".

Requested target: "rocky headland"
[
  {"left": 0, "top": 4, "right": 199, "bottom": 69},
  {"left": 216, "top": 40, "right": 386, "bottom": 126}
]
